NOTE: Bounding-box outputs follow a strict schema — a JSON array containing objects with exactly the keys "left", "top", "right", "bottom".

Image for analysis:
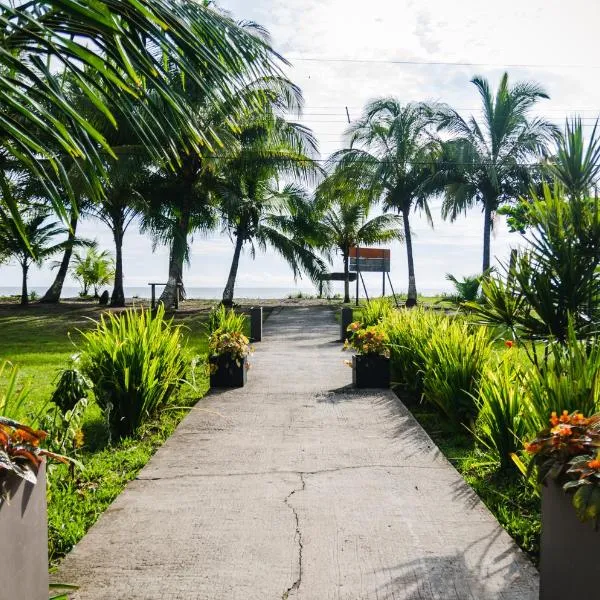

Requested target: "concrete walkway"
[{"left": 57, "top": 307, "right": 539, "bottom": 599}]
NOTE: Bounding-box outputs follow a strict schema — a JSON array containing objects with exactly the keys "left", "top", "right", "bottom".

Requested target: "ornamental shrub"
[{"left": 79, "top": 306, "right": 187, "bottom": 439}]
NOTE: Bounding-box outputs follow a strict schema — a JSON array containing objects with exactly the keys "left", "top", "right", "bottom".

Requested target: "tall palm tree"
[
  {"left": 330, "top": 99, "right": 438, "bottom": 306},
  {"left": 315, "top": 188, "right": 403, "bottom": 303},
  {"left": 433, "top": 73, "right": 557, "bottom": 272},
  {"left": 1, "top": 1, "right": 283, "bottom": 220}
]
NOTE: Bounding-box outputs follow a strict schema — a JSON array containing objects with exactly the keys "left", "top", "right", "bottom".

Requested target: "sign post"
[{"left": 349, "top": 247, "right": 398, "bottom": 307}]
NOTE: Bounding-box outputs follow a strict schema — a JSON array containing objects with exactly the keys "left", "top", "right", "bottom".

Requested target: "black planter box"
[
  {"left": 209, "top": 354, "right": 247, "bottom": 388},
  {"left": 352, "top": 354, "right": 390, "bottom": 388},
  {"left": 540, "top": 482, "right": 600, "bottom": 599}
]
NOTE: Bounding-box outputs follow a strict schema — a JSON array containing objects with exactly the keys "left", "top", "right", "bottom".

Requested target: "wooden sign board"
[{"left": 349, "top": 247, "right": 391, "bottom": 273}]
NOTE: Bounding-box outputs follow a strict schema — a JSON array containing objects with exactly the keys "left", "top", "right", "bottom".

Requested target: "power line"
[{"left": 288, "top": 56, "right": 600, "bottom": 70}]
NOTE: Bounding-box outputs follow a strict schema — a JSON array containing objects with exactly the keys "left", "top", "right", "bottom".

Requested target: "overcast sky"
[{"left": 3, "top": 0, "right": 599, "bottom": 296}]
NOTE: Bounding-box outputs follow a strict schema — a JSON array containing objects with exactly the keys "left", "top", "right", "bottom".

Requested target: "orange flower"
[
  {"left": 551, "top": 424, "right": 573, "bottom": 437},
  {"left": 588, "top": 458, "right": 600, "bottom": 470},
  {"left": 550, "top": 411, "right": 559, "bottom": 426},
  {"left": 559, "top": 410, "right": 571, "bottom": 424},
  {"left": 524, "top": 442, "right": 541, "bottom": 454},
  {"left": 571, "top": 412, "right": 588, "bottom": 426},
  {"left": 505, "top": 340, "right": 514, "bottom": 348}
]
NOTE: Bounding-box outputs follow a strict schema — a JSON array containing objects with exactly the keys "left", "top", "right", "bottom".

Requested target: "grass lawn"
[{"left": 0, "top": 302, "right": 212, "bottom": 564}]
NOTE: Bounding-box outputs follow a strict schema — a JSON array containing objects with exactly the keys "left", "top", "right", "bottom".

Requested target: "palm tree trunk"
[
  {"left": 402, "top": 210, "right": 418, "bottom": 307},
  {"left": 482, "top": 201, "right": 493, "bottom": 273},
  {"left": 343, "top": 252, "right": 350, "bottom": 303},
  {"left": 110, "top": 228, "right": 125, "bottom": 307},
  {"left": 159, "top": 204, "right": 190, "bottom": 308},
  {"left": 20, "top": 262, "right": 29, "bottom": 306},
  {"left": 222, "top": 233, "right": 244, "bottom": 307},
  {"left": 41, "top": 211, "right": 78, "bottom": 303}
]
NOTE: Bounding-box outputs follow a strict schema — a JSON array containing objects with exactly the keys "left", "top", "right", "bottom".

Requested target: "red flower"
[{"left": 505, "top": 340, "right": 514, "bottom": 348}]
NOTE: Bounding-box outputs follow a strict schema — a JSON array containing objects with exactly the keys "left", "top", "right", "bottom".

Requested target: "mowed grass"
[{"left": 0, "top": 302, "right": 212, "bottom": 564}]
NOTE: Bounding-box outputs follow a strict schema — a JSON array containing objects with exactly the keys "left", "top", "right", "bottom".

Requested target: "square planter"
[
  {"left": 210, "top": 354, "right": 247, "bottom": 388},
  {"left": 540, "top": 481, "right": 600, "bottom": 599},
  {"left": 352, "top": 354, "right": 390, "bottom": 388},
  {"left": 0, "top": 461, "right": 48, "bottom": 600}
]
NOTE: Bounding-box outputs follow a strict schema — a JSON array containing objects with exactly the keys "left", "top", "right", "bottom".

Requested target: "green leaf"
[{"left": 572, "top": 483, "right": 600, "bottom": 522}]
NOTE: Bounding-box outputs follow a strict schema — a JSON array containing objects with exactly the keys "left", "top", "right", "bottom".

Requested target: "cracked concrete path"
[{"left": 56, "top": 307, "right": 539, "bottom": 599}]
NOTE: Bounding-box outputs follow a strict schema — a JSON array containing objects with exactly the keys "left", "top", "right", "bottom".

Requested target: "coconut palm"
[
  {"left": 71, "top": 246, "right": 115, "bottom": 298},
  {"left": 316, "top": 189, "right": 403, "bottom": 303},
  {"left": 0, "top": 1, "right": 282, "bottom": 220},
  {"left": 0, "top": 206, "right": 74, "bottom": 306},
  {"left": 433, "top": 73, "right": 557, "bottom": 272},
  {"left": 330, "top": 99, "right": 438, "bottom": 306}
]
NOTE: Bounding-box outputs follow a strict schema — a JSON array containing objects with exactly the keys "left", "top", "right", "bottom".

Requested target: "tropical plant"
[
  {"left": 70, "top": 246, "right": 115, "bottom": 298},
  {"left": 419, "top": 318, "right": 492, "bottom": 425},
  {"left": 0, "top": 362, "right": 31, "bottom": 422},
  {"left": 78, "top": 307, "right": 187, "bottom": 438},
  {"left": 50, "top": 366, "right": 91, "bottom": 414},
  {"left": 40, "top": 398, "right": 87, "bottom": 459},
  {"left": 0, "top": 203, "right": 82, "bottom": 305},
  {"left": 444, "top": 273, "right": 481, "bottom": 305},
  {"left": 384, "top": 308, "right": 446, "bottom": 394},
  {"left": 330, "top": 99, "right": 438, "bottom": 305},
  {"left": 550, "top": 117, "right": 600, "bottom": 200},
  {"left": 433, "top": 73, "right": 557, "bottom": 272},
  {"left": 206, "top": 305, "right": 247, "bottom": 336},
  {"left": 524, "top": 411, "right": 600, "bottom": 523},
  {"left": 470, "top": 186, "right": 600, "bottom": 346},
  {"left": 474, "top": 358, "right": 528, "bottom": 470},
  {"left": 359, "top": 298, "right": 396, "bottom": 327},
  {"left": 315, "top": 182, "right": 403, "bottom": 303},
  {"left": 344, "top": 323, "right": 390, "bottom": 357},
  {"left": 0, "top": 1, "right": 283, "bottom": 224}
]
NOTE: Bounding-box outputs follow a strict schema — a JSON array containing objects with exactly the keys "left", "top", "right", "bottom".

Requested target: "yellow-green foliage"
[
  {"left": 383, "top": 308, "right": 446, "bottom": 394},
  {"left": 79, "top": 306, "right": 187, "bottom": 438},
  {"left": 419, "top": 319, "right": 492, "bottom": 425},
  {"left": 358, "top": 297, "right": 396, "bottom": 327}
]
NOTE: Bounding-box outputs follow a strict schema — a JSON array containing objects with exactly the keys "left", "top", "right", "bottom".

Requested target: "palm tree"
[
  {"left": 433, "top": 73, "right": 557, "bottom": 272},
  {"left": 0, "top": 206, "right": 75, "bottom": 306},
  {"left": 549, "top": 117, "right": 600, "bottom": 200},
  {"left": 219, "top": 180, "right": 327, "bottom": 306},
  {"left": 71, "top": 246, "right": 115, "bottom": 298},
  {"left": 315, "top": 186, "right": 403, "bottom": 303},
  {"left": 330, "top": 99, "right": 438, "bottom": 306},
  {"left": 1, "top": 2, "right": 283, "bottom": 220}
]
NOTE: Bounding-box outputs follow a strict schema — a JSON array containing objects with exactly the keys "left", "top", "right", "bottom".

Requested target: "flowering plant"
[
  {"left": 208, "top": 329, "right": 252, "bottom": 370},
  {"left": 0, "top": 416, "right": 68, "bottom": 487},
  {"left": 344, "top": 322, "right": 390, "bottom": 358},
  {"left": 525, "top": 410, "right": 600, "bottom": 522}
]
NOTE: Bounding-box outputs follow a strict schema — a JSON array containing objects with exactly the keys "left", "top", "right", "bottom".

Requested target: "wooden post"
[{"left": 150, "top": 284, "right": 156, "bottom": 310}]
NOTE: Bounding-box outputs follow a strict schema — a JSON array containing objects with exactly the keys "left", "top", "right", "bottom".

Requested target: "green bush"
[
  {"left": 50, "top": 366, "right": 90, "bottom": 413},
  {"left": 384, "top": 308, "right": 446, "bottom": 394},
  {"left": 358, "top": 297, "right": 395, "bottom": 327},
  {"left": 474, "top": 358, "right": 528, "bottom": 470},
  {"left": 420, "top": 319, "right": 491, "bottom": 425},
  {"left": 79, "top": 306, "right": 187, "bottom": 439}
]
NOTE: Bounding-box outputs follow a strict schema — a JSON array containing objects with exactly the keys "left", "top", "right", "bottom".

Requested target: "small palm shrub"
[
  {"left": 359, "top": 298, "right": 395, "bottom": 327},
  {"left": 444, "top": 273, "right": 481, "bottom": 305},
  {"left": 50, "top": 365, "right": 90, "bottom": 413},
  {"left": 206, "top": 304, "right": 247, "bottom": 335},
  {"left": 420, "top": 319, "right": 492, "bottom": 425},
  {"left": 474, "top": 358, "right": 528, "bottom": 470},
  {"left": 384, "top": 308, "right": 446, "bottom": 393},
  {"left": 79, "top": 307, "right": 187, "bottom": 439}
]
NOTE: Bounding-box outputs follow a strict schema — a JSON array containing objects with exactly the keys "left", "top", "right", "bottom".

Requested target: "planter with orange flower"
[
  {"left": 0, "top": 416, "right": 69, "bottom": 599},
  {"left": 344, "top": 322, "right": 390, "bottom": 388},
  {"left": 525, "top": 410, "right": 600, "bottom": 600},
  {"left": 208, "top": 330, "right": 253, "bottom": 388}
]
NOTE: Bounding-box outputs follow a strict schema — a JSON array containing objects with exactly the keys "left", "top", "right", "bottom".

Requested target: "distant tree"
[
  {"left": 433, "top": 73, "right": 557, "bottom": 272},
  {"left": 330, "top": 99, "right": 438, "bottom": 306},
  {"left": 71, "top": 246, "right": 115, "bottom": 298},
  {"left": 0, "top": 204, "right": 75, "bottom": 306},
  {"left": 315, "top": 189, "right": 403, "bottom": 303}
]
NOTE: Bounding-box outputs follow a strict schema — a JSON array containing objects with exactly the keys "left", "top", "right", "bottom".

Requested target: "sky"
[{"left": 2, "top": 0, "right": 600, "bottom": 296}]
